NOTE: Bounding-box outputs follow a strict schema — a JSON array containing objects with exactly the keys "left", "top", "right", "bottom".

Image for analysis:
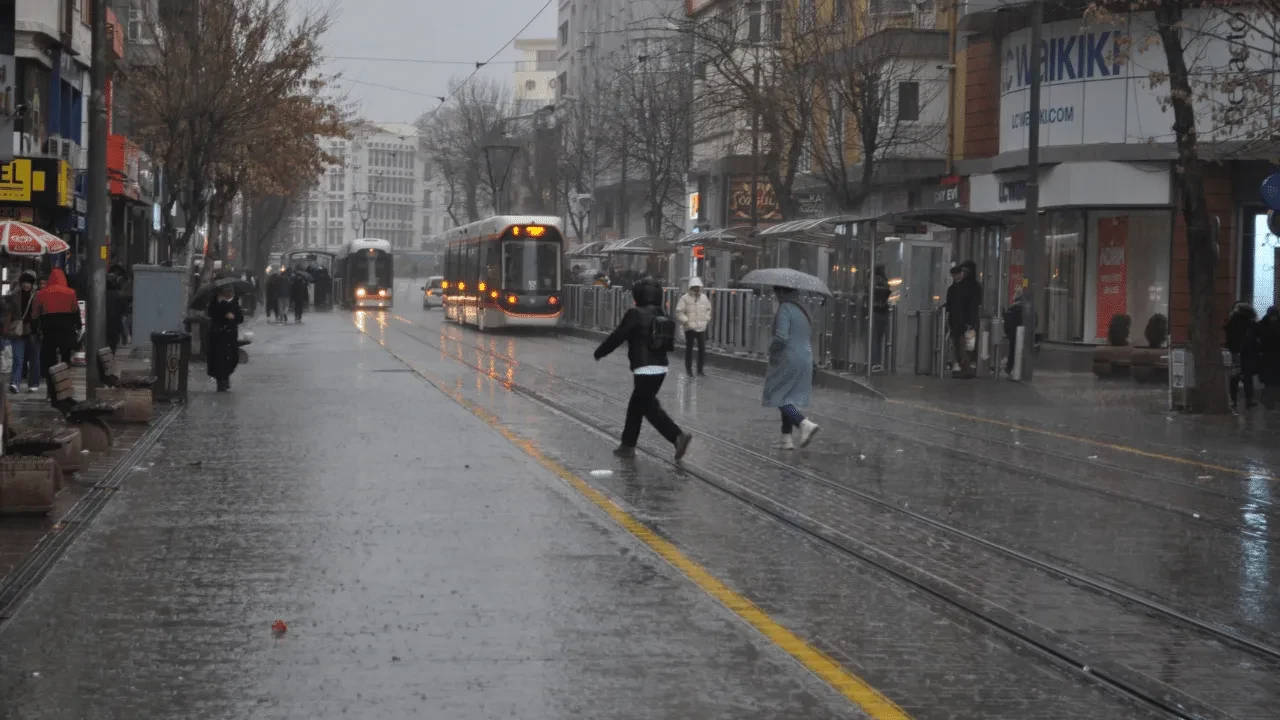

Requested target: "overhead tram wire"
[
  {"left": 329, "top": 56, "right": 523, "bottom": 66},
  {"left": 417, "top": 0, "right": 555, "bottom": 124}
]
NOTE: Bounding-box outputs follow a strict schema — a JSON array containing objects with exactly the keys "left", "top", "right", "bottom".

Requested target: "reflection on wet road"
[
  {"left": 382, "top": 306, "right": 1280, "bottom": 720},
  {"left": 2, "top": 307, "right": 1277, "bottom": 720}
]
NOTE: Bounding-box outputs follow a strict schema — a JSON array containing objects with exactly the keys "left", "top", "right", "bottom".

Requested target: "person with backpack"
[
  {"left": 593, "top": 278, "right": 694, "bottom": 461},
  {"left": 764, "top": 286, "right": 819, "bottom": 449}
]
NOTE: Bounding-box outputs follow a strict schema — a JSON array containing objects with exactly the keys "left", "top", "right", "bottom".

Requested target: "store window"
[
  {"left": 1241, "top": 209, "right": 1279, "bottom": 310},
  {"left": 1086, "top": 211, "right": 1170, "bottom": 343},
  {"left": 1005, "top": 209, "right": 1171, "bottom": 344}
]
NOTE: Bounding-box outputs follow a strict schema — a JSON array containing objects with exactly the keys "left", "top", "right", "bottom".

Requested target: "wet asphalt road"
[{"left": 1, "top": 299, "right": 1278, "bottom": 719}]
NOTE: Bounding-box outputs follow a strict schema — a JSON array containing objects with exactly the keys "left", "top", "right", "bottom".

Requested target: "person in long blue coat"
[{"left": 763, "top": 287, "right": 820, "bottom": 449}]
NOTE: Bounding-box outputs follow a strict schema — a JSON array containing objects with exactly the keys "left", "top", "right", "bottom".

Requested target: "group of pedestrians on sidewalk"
[
  {"left": 1224, "top": 302, "right": 1280, "bottom": 410},
  {"left": 263, "top": 267, "right": 311, "bottom": 324},
  {"left": 593, "top": 277, "right": 820, "bottom": 460},
  {"left": 3, "top": 269, "right": 88, "bottom": 403}
]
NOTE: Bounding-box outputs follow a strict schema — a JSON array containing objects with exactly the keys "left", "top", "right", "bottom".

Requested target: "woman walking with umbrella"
[{"left": 740, "top": 268, "right": 828, "bottom": 450}]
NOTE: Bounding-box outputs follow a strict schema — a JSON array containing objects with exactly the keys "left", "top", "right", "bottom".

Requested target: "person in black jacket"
[
  {"left": 1224, "top": 302, "right": 1259, "bottom": 409},
  {"left": 207, "top": 285, "right": 244, "bottom": 392},
  {"left": 593, "top": 278, "right": 693, "bottom": 460},
  {"left": 945, "top": 261, "right": 982, "bottom": 378}
]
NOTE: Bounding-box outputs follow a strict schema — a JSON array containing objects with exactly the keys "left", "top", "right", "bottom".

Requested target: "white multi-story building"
[
  {"left": 513, "top": 38, "right": 558, "bottom": 116},
  {"left": 282, "top": 121, "right": 453, "bottom": 254},
  {"left": 555, "top": 0, "right": 685, "bottom": 241}
]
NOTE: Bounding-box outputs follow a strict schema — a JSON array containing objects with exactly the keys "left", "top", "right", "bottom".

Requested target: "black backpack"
[{"left": 647, "top": 309, "right": 676, "bottom": 352}]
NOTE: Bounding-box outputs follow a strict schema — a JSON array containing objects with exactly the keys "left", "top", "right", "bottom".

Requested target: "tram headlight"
[
  {"left": 378, "top": 288, "right": 387, "bottom": 297},
  {"left": 441, "top": 281, "right": 449, "bottom": 289},
  {"left": 478, "top": 282, "right": 487, "bottom": 292},
  {"left": 355, "top": 287, "right": 367, "bottom": 298},
  {"left": 548, "top": 296, "right": 558, "bottom": 305},
  {"left": 458, "top": 282, "right": 466, "bottom": 291},
  {"left": 489, "top": 290, "right": 498, "bottom": 299},
  {"left": 507, "top": 295, "right": 518, "bottom": 304}
]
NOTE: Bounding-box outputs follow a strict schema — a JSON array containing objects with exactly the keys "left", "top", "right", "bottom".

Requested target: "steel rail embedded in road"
[{"left": 384, "top": 314, "right": 1280, "bottom": 720}]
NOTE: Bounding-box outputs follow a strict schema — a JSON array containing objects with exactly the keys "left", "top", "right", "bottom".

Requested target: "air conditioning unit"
[
  {"left": 59, "top": 138, "right": 76, "bottom": 162},
  {"left": 13, "top": 132, "right": 34, "bottom": 154},
  {"left": 42, "top": 135, "right": 61, "bottom": 156},
  {"left": 73, "top": 146, "right": 88, "bottom": 170}
]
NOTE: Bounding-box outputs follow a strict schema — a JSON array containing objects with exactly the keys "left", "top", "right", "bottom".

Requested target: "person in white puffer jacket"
[{"left": 676, "top": 277, "right": 713, "bottom": 376}]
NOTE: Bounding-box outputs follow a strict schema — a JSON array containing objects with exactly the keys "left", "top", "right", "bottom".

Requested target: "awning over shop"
[
  {"left": 600, "top": 236, "right": 672, "bottom": 255},
  {"left": 865, "top": 209, "right": 1005, "bottom": 230}
]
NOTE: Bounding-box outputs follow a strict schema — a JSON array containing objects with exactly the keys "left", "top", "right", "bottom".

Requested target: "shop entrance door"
[{"left": 896, "top": 239, "right": 952, "bottom": 374}]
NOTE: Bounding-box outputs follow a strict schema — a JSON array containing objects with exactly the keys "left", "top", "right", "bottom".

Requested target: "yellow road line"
[
  {"left": 887, "top": 399, "right": 1274, "bottom": 480},
  {"left": 366, "top": 320, "right": 912, "bottom": 720}
]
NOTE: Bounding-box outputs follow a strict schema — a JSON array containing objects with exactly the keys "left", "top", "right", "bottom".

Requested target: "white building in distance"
[
  {"left": 282, "top": 122, "right": 454, "bottom": 253},
  {"left": 513, "top": 38, "right": 558, "bottom": 116}
]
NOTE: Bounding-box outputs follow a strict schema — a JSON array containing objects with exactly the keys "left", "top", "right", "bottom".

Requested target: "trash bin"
[{"left": 151, "top": 331, "right": 192, "bottom": 403}]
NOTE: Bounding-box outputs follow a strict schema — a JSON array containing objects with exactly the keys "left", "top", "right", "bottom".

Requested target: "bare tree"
[
  {"left": 554, "top": 98, "right": 604, "bottom": 243},
  {"left": 677, "top": 1, "right": 817, "bottom": 220},
  {"left": 603, "top": 50, "right": 693, "bottom": 238},
  {"left": 418, "top": 78, "right": 516, "bottom": 223},
  {"left": 131, "top": 0, "right": 346, "bottom": 260},
  {"left": 808, "top": 17, "right": 949, "bottom": 211},
  {"left": 1078, "top": 3, "right": 1280, "bottom": 412}
]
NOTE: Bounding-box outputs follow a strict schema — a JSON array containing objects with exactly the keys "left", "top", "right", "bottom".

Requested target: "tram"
[
  {"left": 281, "top": 249, "right": 336, "bottom": 310},
  {"left": 443, "top": 215, "right": 564, "bottom": 329},
  {"left": 335, "top": 238, "right": 395, "bottom": 309}
]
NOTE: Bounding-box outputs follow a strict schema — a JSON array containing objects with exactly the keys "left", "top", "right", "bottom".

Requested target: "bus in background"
[
  {"left": 442, "top": 215, "right": 563, "bottom": 330},
  {"left": 335, "top": 238, "right": 394, "bottom": 309}
]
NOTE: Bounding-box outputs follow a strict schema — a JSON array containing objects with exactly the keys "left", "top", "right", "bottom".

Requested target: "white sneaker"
[
  {"left": 798, "top": 419, "right": 820, "bottom": 447},
  {"left": 779, "top": 433, "right": 794, "bottom": 450}
]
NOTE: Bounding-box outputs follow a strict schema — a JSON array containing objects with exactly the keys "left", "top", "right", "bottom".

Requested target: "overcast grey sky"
[{"left": 301, "top": 0, "right": 557, "bottom": 124}]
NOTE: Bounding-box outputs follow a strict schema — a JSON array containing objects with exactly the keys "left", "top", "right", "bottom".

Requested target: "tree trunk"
[{"left": 1155, "top": 0, "right": 1227, "bottom": 413}]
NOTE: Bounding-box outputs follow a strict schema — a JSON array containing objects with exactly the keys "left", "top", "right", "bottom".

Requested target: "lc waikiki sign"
[{"left": 998, "top": 10, "right": 1278, "bottom": 154}]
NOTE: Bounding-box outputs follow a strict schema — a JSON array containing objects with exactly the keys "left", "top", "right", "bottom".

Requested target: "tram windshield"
[{"left": 502, "top": 240, "right": 559, "bottom": 292}]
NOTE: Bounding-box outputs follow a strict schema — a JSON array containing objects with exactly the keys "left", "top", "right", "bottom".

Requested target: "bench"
[
  {"left": 6, "top": 428, "right": 81, "bottom": 491},
  {"left": 1130, "top": 348, "right": 1169, "bottom": 384},
  {"left": 0, "top": 456, "right": 59, "bottom": 515},
  {"left": 1091, "top": 346, "right": 1133, "bottom": 377},
  {"left": 96, "top": 347, "right": 157, "bottom": 390},
  {"left": 48, "top": 364, "right": 124, "bottom": 451}
]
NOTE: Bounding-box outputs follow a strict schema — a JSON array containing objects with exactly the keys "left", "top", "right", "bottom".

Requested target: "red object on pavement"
[{"left": 272, "top": 619, "right": 288, "bottom": 635}]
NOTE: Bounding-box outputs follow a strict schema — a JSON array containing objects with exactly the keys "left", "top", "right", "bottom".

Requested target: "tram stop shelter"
[
  {"left": 673, "top": 226, "right": 761, "bottom": 289},
  {"left": 599, "top": 236, "right": 673, "bottom": 284},
  {"left": 830, "top": 209, "right": 1005, "bottom": 378},
  {"left": 566, "top": 241, "right": 608, "bottom": 282}
]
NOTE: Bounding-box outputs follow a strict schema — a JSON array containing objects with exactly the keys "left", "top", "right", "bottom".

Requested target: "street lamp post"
[{"left": 483, "top": 131, "right": 520, "bottom": 216}]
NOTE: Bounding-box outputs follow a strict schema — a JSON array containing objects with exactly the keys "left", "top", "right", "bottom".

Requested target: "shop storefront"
[
  {"left": 0, "top": 156, "right": 78, "bottom": 254},
  {"left": 969, "top": 162, "right": 1173, "bottom": 344}
]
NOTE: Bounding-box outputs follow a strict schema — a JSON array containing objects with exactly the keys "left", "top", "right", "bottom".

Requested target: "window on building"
[
  {"left": 424, "top": 189, "right": 432, "bottom": 208},
  {"left": 127, "top": 7, "right": 147, "bottom": 43},
  {"left": 746, "top": 2, "right": 763, "bottom": 42},
  {"left": 832, "top": 0, "right": 848, "bottom": 22},
  {"left": 424, "top": 216, "right": 432, "bottom": 234},
  {"left": 558, "top": 21, "right": 569, "bottom": 47},
  {"left": 329, "top": 201, "right": 342, "bottom": 217},
  {"left": 556, "top": 72, "right": 567, "bottom": 99},
  {"left": 526, "top": 79, "right": 537, "bottom": 92},
  {"left": 798, "top": 0, "right": 816, "bottom": 31},
  {"left": 897, "top": 81, "right": 919, "bottom": 122},
  {"left": 536, "top": 49, "right": 556, "bottom": 70}
]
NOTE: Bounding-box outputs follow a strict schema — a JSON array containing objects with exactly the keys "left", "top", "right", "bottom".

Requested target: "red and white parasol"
[{"left": 0, "top": 220, "right": 71, "bottom": 256}]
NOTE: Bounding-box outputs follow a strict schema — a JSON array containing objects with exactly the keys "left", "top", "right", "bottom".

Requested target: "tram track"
[
  {"left": 379, "top": 313, "right": 1280, "bottom": 720},
  {"left": 414, "top": 316, "right": 1279, "bottom": 535}
]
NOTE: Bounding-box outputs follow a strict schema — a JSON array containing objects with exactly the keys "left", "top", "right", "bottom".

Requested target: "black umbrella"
[{"left": 189, "top": 277, "right": 255, "bottom": 309}]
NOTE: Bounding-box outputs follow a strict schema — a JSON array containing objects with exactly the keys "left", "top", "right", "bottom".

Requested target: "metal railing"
[{"left": 560, "top": 284, "right": 871, "bottom": 372}]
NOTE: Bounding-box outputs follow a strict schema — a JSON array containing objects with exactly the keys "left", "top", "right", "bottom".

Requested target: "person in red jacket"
[{"left": 33, "top": 268, "right": 82, "bottom": 403}]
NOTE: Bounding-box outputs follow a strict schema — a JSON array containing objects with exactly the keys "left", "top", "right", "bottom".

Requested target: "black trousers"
[
  {"left": 684, "top": 330, "right": 706, "bottom": 373},
  {"left": 622, "top": 373, "right": 681, "bottom": 448}
]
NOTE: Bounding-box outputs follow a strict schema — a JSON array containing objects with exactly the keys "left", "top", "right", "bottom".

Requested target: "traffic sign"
[{"left": 1260, "top": 173, "right": 1280, "bottom": 211}]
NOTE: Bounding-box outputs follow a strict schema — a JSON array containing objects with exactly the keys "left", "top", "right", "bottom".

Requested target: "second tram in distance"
[
  {"left": 335, "top": 238, "right": 395, "bottom": 310},
  {"left": 443, "top": 215, "right": 563, "bottom": 329}
]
